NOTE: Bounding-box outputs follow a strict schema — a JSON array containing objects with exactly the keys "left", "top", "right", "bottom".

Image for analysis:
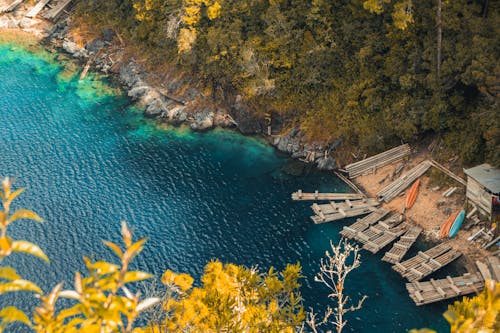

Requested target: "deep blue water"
[{"left": 0, "top": 43, "right": 449, "bottom": 332}]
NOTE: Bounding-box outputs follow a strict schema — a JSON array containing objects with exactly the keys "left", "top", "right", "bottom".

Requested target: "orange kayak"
[
  {"left": 405, "top": 179, "right": 420, "bottom": 209},
  {"left": 440, "top": 209, "right": 461, "bottom": 238}
]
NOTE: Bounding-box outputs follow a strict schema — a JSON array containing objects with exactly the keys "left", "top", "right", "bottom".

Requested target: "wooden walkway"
[
  {"left": 377, "top": 160, "right": 432, "bottom": 203},
  {"left": 406, "top": 273, "right": 484, "bottom": 306},
  {"left": 406, "top": 256, "right": 499, "bottom": 305},
  {"left": 344, "top": 144, "right": 411, "bottom": 178},
  {"left": 393, "top": 242, "right": 461, "bottom": 281},
  {"left": 382, "top": 226, "right": 422, "bottom": 264},
  {"left": 291, "top": 190, "right": 363, "bottom": 201},
  {"left": 26, "top": 0, "right": 50, "bottom": 18},
  {"left": 339, "top": 208, "right": 390, "bottom": 238},
  {"left": 42, "top": 0, "right": 72, "bottom": 21},
  {"left": 310, "top": 198, "right": 379, "bottom": 224},
  {"left": 0, "top": 0, "right": 24, "bottom": 13},
  {"left": 345, "top": 213, "right": 407, "bottom": 253}
]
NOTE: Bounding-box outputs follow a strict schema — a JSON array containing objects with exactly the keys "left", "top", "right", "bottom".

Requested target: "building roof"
[{"left": 464, "top": 164, "right": 500, "bottom": 194}]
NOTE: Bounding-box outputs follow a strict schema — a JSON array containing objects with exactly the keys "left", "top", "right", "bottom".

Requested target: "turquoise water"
[{"left": 0, "top": 43, "right": 449, "bottom": 332}]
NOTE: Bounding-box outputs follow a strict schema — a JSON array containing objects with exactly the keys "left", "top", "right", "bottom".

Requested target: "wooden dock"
[
  {"left": 334, "top": 171, "right": 367, "bottom": 197},
  {"left": 291, "top": 190, "right": 363, "bottom": 201},
  {"left": 406, "top": 273, "right": 484, "bottom": 306},
  {"left": 310, "top": 198, "right": 380, "bottom": 224},
  {"left": 26, "top": 0, "right": 51, "bottom": 18},
  {"left": 406, "top": 256, "right": 499, "bottom": 306},
  {"left": 0, "top": 0, "right": 24, "bottom": 13},
  {"left": 42, "top": 0, "right": 72, "bottom": 21},
  {"left": 340, "top": 208, "right": 390, "bottom": 239},
  {"left": 382, "top": 226, "right": 422, "bottom": 264},
  {"left": 347, "top": 214, "right": 408, "bottom": 253},
  {"left": 393, "top": 242, "right": 461, "bottom": 281},
  {"left": 344, "top": 144, "right": 411, "bottom": 178},
  {"left": 377, "top": 160, "right": 432, "bottom": 203}
]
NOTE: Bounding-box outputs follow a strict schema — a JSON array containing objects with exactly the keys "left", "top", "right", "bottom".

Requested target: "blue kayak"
[{"left": 448, "top": 209, "right": 465, "bottom": 238}]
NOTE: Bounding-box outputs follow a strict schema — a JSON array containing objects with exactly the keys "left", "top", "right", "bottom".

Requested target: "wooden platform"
[
  {"left": 339, "top": 208, "right": 390, "bottom": 239},
  {"left": 25, "top": 0, "right": 50, "bottom": 18},
  {"left": 406, "top": 273, "right": 484, "bottom": 306},
  {"left": 377, "top": 160, "right": 432, "bottom": 203},
  {"left": 382, "top": 226, "right": 422, "bottom": 264},
  {"left": 393, "top": 242, "right": 461, "bottom": 281},
  {"left": 344, "top": 144, "right": 411, "bottom": 178},
  {"left": 310, "top": 198, "right": 380, "bottom": 224},
  {"left": 347, "top": 214, "right": 407, "bottom": 253},
  {"left": 0, "top": 0, "right": 24, "bottom": 13},
  {"left": 42, "top": 0, "right": 72, "bottom": 21},
  {"left": 406, "top": 256, "right": 499, "bottom": 306},
  {"left": 291, "top": 190, "right": 363, "bottom": 201}
]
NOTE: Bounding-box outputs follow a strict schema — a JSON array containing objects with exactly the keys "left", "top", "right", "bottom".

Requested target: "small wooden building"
[{"left": 463, "top": 164, "right": 500, "bottom": 221}]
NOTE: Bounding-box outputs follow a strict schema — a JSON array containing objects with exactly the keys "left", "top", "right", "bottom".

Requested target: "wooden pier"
[
  {"left": 25, "top": 0, "right": 50, "bottom": 18},
  {"left": 377, "top": 160, "right": 432, "bottom": 203},
  {"left": 347, "top": 214, "right": 408, "bottom": 253},
  {"left": 393, "top": 242, "right": 461, "bottom": 281},
  {"left": 42, "top": 0, "right": 72, "bottom": 21},
  {"left": 406, "top": 256, "right": 499, "bottom": 306},
  {"left": 344, "top": 144, "right": 411, "bottom": 178},
  {"left": 339, "top": 208, "right": 390, "bottom": 239},
  {"left": 406, "top": 273, "right": 484, "bottom": 306},
  {"left": 0, "top": 0, "right": 24, "bottom": 13},
  {"left": 310, "top": 198, "right": 380, "bottom": 224},
  {"left": 291, "top": 190, "right": 363, "bottom": 201},
  {"left": 382, "top": 226, "right": 422, "bottom": 264}
]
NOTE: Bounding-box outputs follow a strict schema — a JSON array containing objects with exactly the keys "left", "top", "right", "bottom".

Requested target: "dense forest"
[{"left": 75, "top": 0, "right": 499, "bottom": 166}]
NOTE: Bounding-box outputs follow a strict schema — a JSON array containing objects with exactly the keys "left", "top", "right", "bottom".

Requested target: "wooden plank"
[
  {"left": 42, "top": 0, "right": 72, "bottom": 20},
  {"left": 486, "top": 256, "right": 500, "bottom": 282},
  {"left": 0, "top": 0, "right": 24, "bottom": 13},
  {"left": 26, "top": 0, "right": 51, "bottom": 18},
  {"left": 476, "top": 261, "right": 492, "bottom": 281},
  {"left": 291, "top": 191, "right": 364, "bottom": 201}
]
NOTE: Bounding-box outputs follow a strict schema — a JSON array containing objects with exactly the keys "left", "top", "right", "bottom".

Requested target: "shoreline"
[{"left": 1, "top": 4, "right": 497, "bottom": 301}]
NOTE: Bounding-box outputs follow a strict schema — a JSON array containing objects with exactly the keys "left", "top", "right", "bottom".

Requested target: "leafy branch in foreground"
[{"left": 307, "top": 239, "right": 367, "bottom": 333}]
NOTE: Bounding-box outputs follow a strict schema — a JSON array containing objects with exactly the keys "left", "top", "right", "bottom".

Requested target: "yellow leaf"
[
  {"left": 11, "top": 240, "right": 49, "bottom": 262},
  {"left": 123, "top": 271, "right": 152, "bottom": 283},
  {"left": 7, "top": 209, "right": 43, "bottom": 224},
  {"left": 103, "top": 240, "right": 123, "bottom": 259},
  {"left": 0, "top": 306, "right": 31, "bottom": 325},
  {"left": 0, "top": 279, "right": 42, "bottom": 295},
  {"left": 0, "top": 267, "right": 21, "bottom": 281}
]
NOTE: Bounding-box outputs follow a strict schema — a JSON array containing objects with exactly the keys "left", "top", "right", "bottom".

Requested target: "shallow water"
[{"left": 0, "top": 43, "right": 448, "bottom": 332}]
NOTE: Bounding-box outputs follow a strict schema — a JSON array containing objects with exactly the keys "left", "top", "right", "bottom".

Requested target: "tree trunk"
[
  {"left": 482, "top": 0, "right": 489, "bottom": 18},
  {"left": 436, "top": 0, "right": 442, "bottom": 78}
]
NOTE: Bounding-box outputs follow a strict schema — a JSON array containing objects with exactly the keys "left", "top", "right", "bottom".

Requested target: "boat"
[
  {"left": 405, "top": 179, "right": 420, "bottom": 209},
  {"left": 448, "top": 209, "right": 465, "bottom": 238},
  {"left": 440, "top": 209, "right": 460, "bottom": 238}
]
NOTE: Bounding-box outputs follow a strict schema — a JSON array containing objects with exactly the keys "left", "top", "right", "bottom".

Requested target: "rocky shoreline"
[{"left": 0, "top": 5, "right": 337, "bottom": 171}]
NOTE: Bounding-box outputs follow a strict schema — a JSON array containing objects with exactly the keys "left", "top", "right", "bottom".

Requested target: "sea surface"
[{"left": 0, "top": 42, "right": 449, "bottom": 332}]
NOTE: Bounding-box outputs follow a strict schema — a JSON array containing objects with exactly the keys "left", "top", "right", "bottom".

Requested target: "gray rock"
[
  {"left": 86, "top": 39, "right": 105, "bottom": 53},
  {"left": 317, "top": 156, "right": 336, "bottom": 170},
  {"left": 19, "top": 18, "right": 37, "bottom": 29},
  {"left": 128, "top": 86, "right": 150, "bottom": 100},
  {"left": 102, "top": 28, "right": 115, "bottom": 42},
  {"left": 119, "top": 63, "right": 144, "bottom": 87},
  {"left": 190, "top": 109, "right": 214, "bottom": 131},
  {"left": 144, "top": 99, "right": 164, "bottom": 118},
  {"left": 62, "top": 40, "right": 81, "bottom": 55}
]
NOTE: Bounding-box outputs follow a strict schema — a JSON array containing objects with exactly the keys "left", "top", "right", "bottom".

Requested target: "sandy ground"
[{"left": 354, "top": 155, "right": 491, "bottom": 272}]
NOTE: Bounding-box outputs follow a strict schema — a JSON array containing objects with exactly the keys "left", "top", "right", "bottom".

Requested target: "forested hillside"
[{"left": 75, "top": 0, "right": 499, "bottom": 166}]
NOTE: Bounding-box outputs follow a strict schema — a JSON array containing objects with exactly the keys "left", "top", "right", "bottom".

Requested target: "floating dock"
[
  {"left": 344, "top": 144, "right": 411, "bottom": 178},
  {"left": 377, "top": 160, "right": 432, "bottom": 203},
  {"left": 0, "top": 0, "right": 24, "bottom": 13},
  {"left": 310, "top": 198, "right": 380, "bottom": 224},
  {"left": 382, "top": 226, "right": 422, "bottom": 264},
  {"left": 291, "top": 190, "right": 364, "bottom": 201},
  {"left": 406, "top": 256, "right": 499, "bottom": 305},
  {"left": 339, "top": 208, "right": 391, "bottom": 239},
  {"left": 406, "top": 273, "right": 484, "bottom": 306},
  {"left": 393, "top": 242, "right": 461, "bottom": 281}
]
